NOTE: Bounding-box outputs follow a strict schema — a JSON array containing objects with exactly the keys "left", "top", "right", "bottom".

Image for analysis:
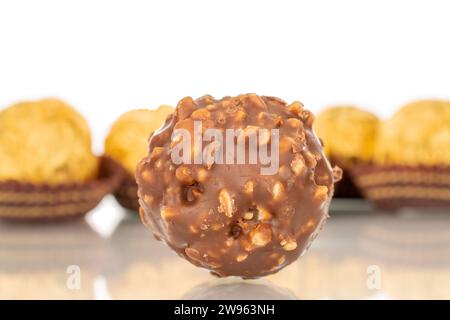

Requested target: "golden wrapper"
[
  {"left": 105, "top": 106, "right": 174, "bottom": 210},
  {"left": 314, "top": 106, "right": 380, "bottom": 163},
  {"left": 374, "top": 99, "right": 450, "bottom": 166},
  {"left": 0, "top": 98, "right": 98, "bottom": 184},
  {"left": 314, "top": 106, "right": 379, "bottom": 197},
  {"left": 105, "top": 106, "right": 174, "bottom": 175}
]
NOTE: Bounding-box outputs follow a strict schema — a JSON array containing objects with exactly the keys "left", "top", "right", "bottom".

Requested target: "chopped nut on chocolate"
[
  {"left": 280, "top": 238, "right": 298, "bottom": 251},
  {"left": 243, "top": 180, "right": 254, "bottom": 195},
  {"left": 182, "top": 182, "right": 204, "bottom": 203},
  {"left": 236, "top": 253, "right": 249, "bottom": 262},
  {"left": 218, "top": 189, "right": 235, "bottom": 218},
  {"left": 271, "top": 181, "right": 285, "bottom": 200},
  {"left": 175, "top": 165, "right": 195, "bottom": 184},
  {"left": 291, "top": 154, "right": 306, "bottom": 176},
  {"left": 256, "top": 205, "right": 272, "bottom": 221},
  {"left": 249, "top": 223, "right": 272, "bottom": 248}
]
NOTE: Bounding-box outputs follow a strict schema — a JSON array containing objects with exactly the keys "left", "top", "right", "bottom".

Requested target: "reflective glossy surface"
[{"left": 1, "top": 196, "right": 450, "bottom": 299}]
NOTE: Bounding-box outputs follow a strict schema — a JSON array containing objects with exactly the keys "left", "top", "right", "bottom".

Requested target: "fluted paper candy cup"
[
  {"left": 351, "top": 164, "right": 450, "bottom": 210},
  {"left": 0, "top": 156, "right": 122, "bottom": 220}
]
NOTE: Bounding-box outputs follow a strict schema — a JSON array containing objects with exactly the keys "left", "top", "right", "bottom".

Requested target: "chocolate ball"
[{"left": 137, "top": 94, "right": 339, "bottom": 278}]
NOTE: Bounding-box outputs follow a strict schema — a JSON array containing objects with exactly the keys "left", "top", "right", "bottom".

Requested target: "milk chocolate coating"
[{"left": 137, "top": 94, "right": 338, "bottom": 278}]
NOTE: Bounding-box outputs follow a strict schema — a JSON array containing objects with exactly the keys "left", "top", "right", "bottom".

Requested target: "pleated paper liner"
[
  {"left": 350, "top": 164, "right": 450, "bottom": 210},
  {"left": 0, "top": 156, "right": 123, "bottom": 220},
  {"left": 113, "top": 168, "right": 139, "bottom": 212},
  {"left": 330, "top": 156, "right": 363, "bottom": 198}
]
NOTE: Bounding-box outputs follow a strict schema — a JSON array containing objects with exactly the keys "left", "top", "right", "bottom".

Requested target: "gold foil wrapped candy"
[
  {"left": 0, "top": 98, "right": 121, "bottom": 219},
  {"left": 314, "top": 106, "right": 380, "bottom": 197},
  {"left": 314, "top": 106, "right": 380, "bottom": 163},
  {"left": 374, "top": 100, "right": 450, "bottom": 166},
  {"left": 351, "top": 99, "right": 450, "bottom": 210},
  {"left": 105, "top": 105, "right": 174, "bottom": 210},
  {"left": 105, "top": 106, "right": 174, "bottom": 175},
  {"left": 0, "top": 98, "right": 98, "bottom": 184}
]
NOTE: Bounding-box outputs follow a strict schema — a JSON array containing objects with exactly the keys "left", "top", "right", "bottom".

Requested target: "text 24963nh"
[{"left": 174, "top": 304, "right": 276, "bottom": 317}]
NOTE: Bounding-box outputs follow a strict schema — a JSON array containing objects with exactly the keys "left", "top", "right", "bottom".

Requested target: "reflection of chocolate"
[
  {"left": 137, "top": 94, "right": 339, "bottom": 278},
  {"left": 359, "top": 214, "right": 450, "bottom": 267},
  {"left": 0, "top": 220, "right": 106, "bottom": 299},
  {"left": 0, "top": 220, "right": 106, "bottom": 272},
  {"left": 182, "top": 279, "right": 297, "bottom": 300}
]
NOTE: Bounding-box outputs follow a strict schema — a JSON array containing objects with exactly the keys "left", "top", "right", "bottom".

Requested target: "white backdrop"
[{"left": 1, "top": 0, "right": 449, "bottom": 153}]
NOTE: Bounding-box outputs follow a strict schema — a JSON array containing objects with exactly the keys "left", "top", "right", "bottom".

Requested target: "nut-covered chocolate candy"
[{"left": 137, "top": 94, "right": 340, "bottom": 278}]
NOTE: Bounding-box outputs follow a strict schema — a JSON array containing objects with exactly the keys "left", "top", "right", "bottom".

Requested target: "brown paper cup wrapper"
[
  {"left": 331, "top": 156, "right": 363, "bottom": 198},
  {"left": 0, "top": 156, "right": 123, "bottom": 220},
  {"left": 350, "top": 164, "right": 450, "bottom": 210},
  {"left": 114, "top": 170, "right": 139, "bottom": 212}
]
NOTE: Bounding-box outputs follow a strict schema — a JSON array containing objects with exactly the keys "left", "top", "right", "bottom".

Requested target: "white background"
[{"left": 1, "top": 0, "right": 449, "bottom": 153}]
